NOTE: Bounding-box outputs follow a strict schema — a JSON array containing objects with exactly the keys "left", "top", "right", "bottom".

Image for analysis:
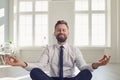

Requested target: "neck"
[{"left": 58, "top": 41, "right": 66, "bottom": 46}]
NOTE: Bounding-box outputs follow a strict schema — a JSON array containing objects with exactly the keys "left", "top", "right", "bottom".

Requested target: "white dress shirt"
[{"left": 24, "top": 43, "right": 94, "bottom": 77}]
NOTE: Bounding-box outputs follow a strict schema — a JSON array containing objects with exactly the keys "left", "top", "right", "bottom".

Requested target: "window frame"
[
  {"left": 74, "top": 0, "right": 111, "bottom": 47},
  {"left": 12, "top": 0, "right": 49, "bottom": 47}
]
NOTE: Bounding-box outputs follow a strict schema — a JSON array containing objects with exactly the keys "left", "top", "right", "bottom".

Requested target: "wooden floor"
[{"left": 0, "top": 64, "right": 120, "bottom": 80}]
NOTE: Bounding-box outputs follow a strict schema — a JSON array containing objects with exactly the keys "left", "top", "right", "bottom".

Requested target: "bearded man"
[{"left": 5, "top": 20, "right": 110, "bottom": 80}]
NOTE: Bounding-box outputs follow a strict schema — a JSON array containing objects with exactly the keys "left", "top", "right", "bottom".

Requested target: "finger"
[
  {"left": 108, "top": 55, "right": 111, "bottom": 59},
  {"left": 5, "top": 57, "right": 16, "bottom": 66},
  {"left": 104, "top": 55, "right": 110, "bottom": 61},
  {"left": 99, "top": 55, "right": 106, "bottom": 62},
  {"left": 105, "top": 56, "right": 111, "bottom": 63},
  {"left": 5, "top": 58, "right": 13, "bottom": 65},
  {"left": 9, "top": 56, "right": 18, "bottom": 62},
  {"left": 100, "top": 55, "right": 110, "bottom": 61},
  {"left": 99, "top": 60, "right": 107, "bottom": 65},
  {"left": 9, "top": 56, "right": 17, "bottom": 60},
  {"left": 101, "top": 56, "right": 111, "bottom": 65}
]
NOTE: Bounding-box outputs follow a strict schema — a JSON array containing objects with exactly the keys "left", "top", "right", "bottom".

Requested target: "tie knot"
[{"left": 60, "top": 46, "right": 64, "bottom": 49}]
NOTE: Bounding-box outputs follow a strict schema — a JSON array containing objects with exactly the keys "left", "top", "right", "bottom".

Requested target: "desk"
[{"left": 0, "top": 66, "right": 31, "bottom": 80}]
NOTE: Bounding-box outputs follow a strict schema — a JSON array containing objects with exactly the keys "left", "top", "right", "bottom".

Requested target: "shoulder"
[
  {"left": 41, "top": 45, "right": 56, "bottom": 56},
  {"left": 68, "top": 45, "right": 81, "bottom": 51},
  {"left": 68, "top": 45, "right": 82, "bottom": 55},
  {"left": 44, "top": 44, "right": 56, "bottom": 51}
]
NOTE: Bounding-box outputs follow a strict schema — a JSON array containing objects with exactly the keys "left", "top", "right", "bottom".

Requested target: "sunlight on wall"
[
  {"left": 0, "top": 24, "right": 4, "bottom": 45},
  {"left": 0, "top": 8, "right": 4, "bottom": 18}
]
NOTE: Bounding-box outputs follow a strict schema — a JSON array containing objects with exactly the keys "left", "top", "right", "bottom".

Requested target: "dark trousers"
[{"left": 30, "top": 68, "right": 92, "bottom": 80}]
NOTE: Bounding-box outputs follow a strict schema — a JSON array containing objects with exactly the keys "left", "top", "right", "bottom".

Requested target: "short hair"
[{"left": 55, "top": 20, "right": 69, "bottom": 29}]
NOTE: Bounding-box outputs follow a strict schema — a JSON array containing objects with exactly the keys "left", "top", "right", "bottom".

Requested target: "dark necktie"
[{"left": 60, "top": 46, "right": 64, "bottom": 80}]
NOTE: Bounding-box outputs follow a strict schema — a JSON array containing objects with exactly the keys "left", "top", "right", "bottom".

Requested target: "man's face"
[{"left": 54, "top": 24, "right": 69, "bottom": 43}]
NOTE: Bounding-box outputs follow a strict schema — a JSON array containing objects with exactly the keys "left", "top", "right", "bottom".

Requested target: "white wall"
[
  {"left": 110, "top": 0, "right": 120, "bottom": 63},
  {"left": 9, "top": 0, "right": 120, "bottom": 63},
  {"left": 117, "top": 0, "right": 120, "bottom": 63}
]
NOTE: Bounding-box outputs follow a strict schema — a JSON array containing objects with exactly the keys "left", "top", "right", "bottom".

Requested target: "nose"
[{"left": 59, "top": 30, "right": 64, "bottom": 33}]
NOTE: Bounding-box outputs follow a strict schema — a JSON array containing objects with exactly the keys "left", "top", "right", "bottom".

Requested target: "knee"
[
  {"left": 30, "top": 68, "right": 40, "bottom": 73},
  {"left": 30, "top": 68, "right": 41, "bottom": 77},
  {"left": 31, "top": 68, "right": 41, "bottom": 71},
  {"left": 81, "top": 69, "right": 92, "bottom": 79}
]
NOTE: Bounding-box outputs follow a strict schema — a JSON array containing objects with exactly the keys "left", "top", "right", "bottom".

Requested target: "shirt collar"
[{"left": 55, "top": 42, "right": 68, "bottom": 49}]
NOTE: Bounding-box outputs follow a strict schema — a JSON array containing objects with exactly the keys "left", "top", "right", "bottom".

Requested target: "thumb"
[{"left": 99, "top": 55, "right": 106, "bottom": 62}]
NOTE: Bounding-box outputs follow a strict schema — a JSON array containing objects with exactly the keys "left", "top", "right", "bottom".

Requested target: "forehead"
[{"left": 55, "top": 24, "right": 68, "bottom": 30}]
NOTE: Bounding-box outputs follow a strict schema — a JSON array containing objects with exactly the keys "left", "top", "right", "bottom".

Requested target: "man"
[{"left": 5, "top": 20, "right": 110, "bottom": 80}]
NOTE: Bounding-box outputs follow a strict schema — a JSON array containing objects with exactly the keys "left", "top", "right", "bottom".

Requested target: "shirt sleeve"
[
  {"left": 24, "top": 47, "right": 49, "bottom": 71},
  {"left": 75, "top": 48, "right": 94, "bottom": 72}
]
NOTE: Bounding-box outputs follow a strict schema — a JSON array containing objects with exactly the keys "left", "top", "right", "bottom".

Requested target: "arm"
[
  {"left": 5, "top": 47, "right": 49, "bottom": 71},
  {"left": 75, "top": 48, "right": 90, "bottom": 70},
  {"left": 75, "top": 48, "right": 110, "bottom": 71}
]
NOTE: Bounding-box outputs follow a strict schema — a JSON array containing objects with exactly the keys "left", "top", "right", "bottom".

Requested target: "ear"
[
  {"left": 67, "top": 31, "right": 69, "bottom": 35},
  {"left": 54, "top": 31, "right": 56, "bottom": 36}
]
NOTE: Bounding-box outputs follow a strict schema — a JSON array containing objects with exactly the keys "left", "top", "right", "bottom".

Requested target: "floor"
[
  {"left": 0, "top": 64, "right": 120, "bottom": 80},
  {"left": 92, "top": 64, "right": 120, "bottom": 80},
  {"left": 0, "top": 66, "right": 30, "bottom": 80}
]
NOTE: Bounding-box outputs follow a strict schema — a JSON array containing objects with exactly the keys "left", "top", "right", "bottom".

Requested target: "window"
[
  {"left": 0, "top": 25, "right": 4, "bottom": 45},
  {"left": 0, "top": 8, "right": 5, "bottom": 45},
  {"left": 0, "top": 8, "right": 4, "bottom": 18},
  {"left": 13, "top": 0, "right": 48, "bottom": 47},
  {"left": 74, "top": 0, "right": 110, "bottom": 47}
]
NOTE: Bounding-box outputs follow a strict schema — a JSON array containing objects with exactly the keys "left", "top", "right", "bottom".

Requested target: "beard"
[{"left": 56, "top": 33, "right": 67, "bottom": 42}]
